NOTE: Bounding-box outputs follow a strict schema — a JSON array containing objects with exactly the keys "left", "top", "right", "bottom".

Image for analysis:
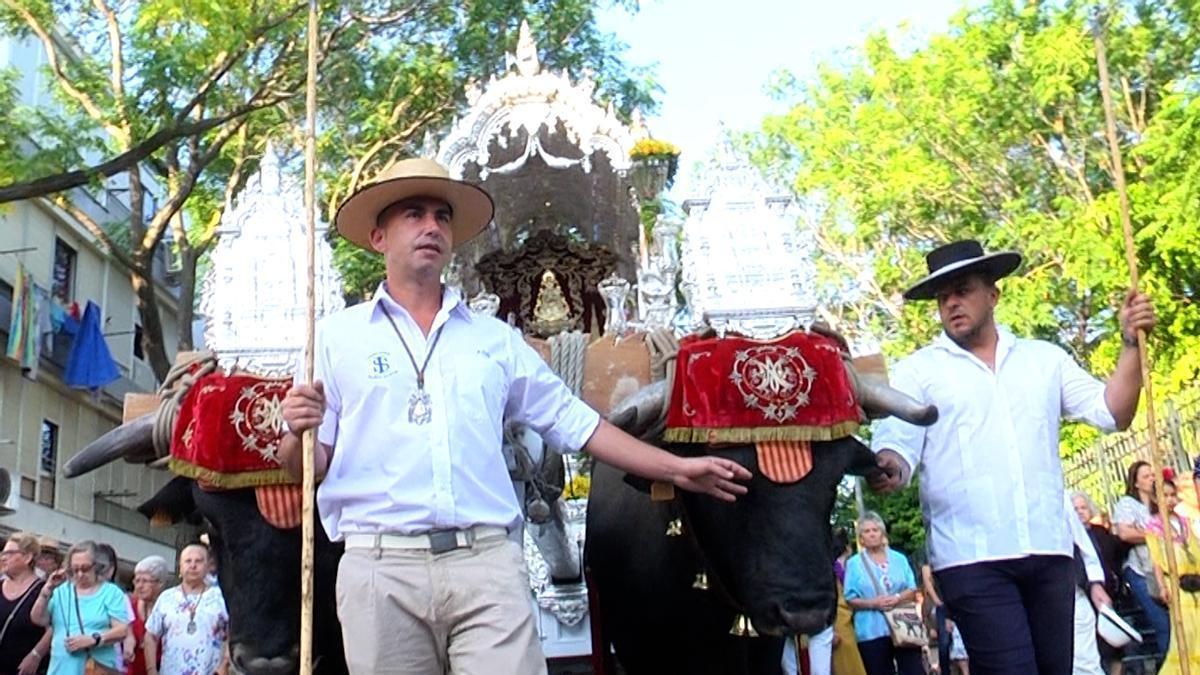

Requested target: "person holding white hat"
[
  {"left": 867, "top": 239, "right": 1156, "bottom": 674},
  {"left": 279, "top": 158, "right": 751, "bottom": 675}
]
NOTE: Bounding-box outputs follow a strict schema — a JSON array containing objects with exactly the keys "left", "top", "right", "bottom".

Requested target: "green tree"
[
  {"left": 751, "top": 0, "right": 1200, "bottom": 459},
  {"left": 322, "top": 2, "right": 655, "bottom": 300},
  {"left": 0, "top": 0, "right": 653, "bottom": 377}
]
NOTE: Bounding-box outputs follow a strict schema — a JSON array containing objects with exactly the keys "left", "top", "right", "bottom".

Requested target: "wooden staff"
[
  {"left": 1093, "top": 24, "right": 1190, "bottom": 670},
  {"left": 300, "top": 0, "right": 320, "bottom": 673}
]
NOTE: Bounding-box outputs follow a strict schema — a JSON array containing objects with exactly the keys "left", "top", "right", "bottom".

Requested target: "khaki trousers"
[{"left": 335, "top": 535, "right": 547, "bottom": 675}]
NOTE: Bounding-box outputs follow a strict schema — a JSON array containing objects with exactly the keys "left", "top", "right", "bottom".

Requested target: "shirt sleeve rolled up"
[{"left": 505, "top": 330, "right": 600, "bottom": 453}]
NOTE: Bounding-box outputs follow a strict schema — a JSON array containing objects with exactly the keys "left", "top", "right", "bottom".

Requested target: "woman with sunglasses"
[
  {"left": 29, "top": 541, "right": 130, "bottom": 675},
  {"left": 0, "top": 532, "right": 52, "bottom": 675}
]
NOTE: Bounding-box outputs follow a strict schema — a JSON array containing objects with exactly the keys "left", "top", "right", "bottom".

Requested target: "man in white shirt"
[
  {"left": 868, "top": 240, "right": 1155, "bottom": 675},
  {"left": 279, "top": 158, "right": 751, "bottom": 675}
]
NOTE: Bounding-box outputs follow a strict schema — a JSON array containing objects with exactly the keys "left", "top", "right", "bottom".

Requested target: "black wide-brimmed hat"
[{"left": 903, "top": 240, "right": 1022, "bottom": 301}]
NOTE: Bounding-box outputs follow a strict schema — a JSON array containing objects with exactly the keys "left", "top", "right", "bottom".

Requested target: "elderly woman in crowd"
[
  {"left": 0, "top": 532, "right": 52, "bottom": 675},
  {"left": 29, "top": 540, "right": 130, "bottom": 675},
  {"left": 124, "top": 557, "right": 167, "bottom": 675},
  {"left": 1071, "top": 490, "right": 1127, "bottom": 675},
  {"left": 844, "top": 512, "right": 923, "bottom": 675}
]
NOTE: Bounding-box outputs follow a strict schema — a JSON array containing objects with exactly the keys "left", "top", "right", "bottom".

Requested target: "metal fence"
[{"left": 1063, "top": 388, "right": 1200, "bottom": 513}]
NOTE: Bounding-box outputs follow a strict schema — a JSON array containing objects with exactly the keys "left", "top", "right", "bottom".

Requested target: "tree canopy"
[
  {"left": 0, "top": 0, "right": 654, "bottom": 379},
  {"left": 752, "top": 0, "right": 1200, "bottom": 460}
]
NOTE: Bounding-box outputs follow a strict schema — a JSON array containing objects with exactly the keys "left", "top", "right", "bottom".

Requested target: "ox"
[
  {"left": 64, "top": 420, "right": 348, "bottom": 675},
  {"left": 586, "top": 364, "right": 936, "bottom": 675}
]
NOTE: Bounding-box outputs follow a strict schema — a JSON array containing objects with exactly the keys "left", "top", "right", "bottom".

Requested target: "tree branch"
[
  {"left": 48, "top": 194, "right": 134, "bottom": 270},
  {"left": 174, "top": 2, "right": 307, "bottom": 124},
  {"left": 0, "top": 98, "right": 284, "bottom": 203},
  {"left": 91, "top": 0, "right": 129, "bottom": 129},
  {"left": 1, "top": 0, "right": 128, "bottom": 145}
]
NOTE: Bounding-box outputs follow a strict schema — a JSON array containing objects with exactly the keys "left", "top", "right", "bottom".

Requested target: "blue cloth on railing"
[{"left": 64, "top": 300, "right": 119, "bottom": 390}]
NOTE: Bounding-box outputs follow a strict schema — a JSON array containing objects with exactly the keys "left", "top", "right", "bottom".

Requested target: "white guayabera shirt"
[
  {"left": 313, "top": 285, "right": 600, "bottom": 541},
  {"left": 871, "top": 326, "right": 1117, "bottom": 571}
]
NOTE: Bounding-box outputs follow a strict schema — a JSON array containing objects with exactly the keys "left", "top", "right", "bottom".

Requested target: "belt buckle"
[{"left": 428, "top": 530, "right": 462, "bottom": 555}]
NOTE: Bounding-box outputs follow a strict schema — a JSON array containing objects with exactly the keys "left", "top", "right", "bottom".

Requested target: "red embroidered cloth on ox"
[
  {"left": 664, "top": 331, "right": 862, "bottom": 446},
  {"left": 169, "top": 372, "right": 295, "bottom": 489}
]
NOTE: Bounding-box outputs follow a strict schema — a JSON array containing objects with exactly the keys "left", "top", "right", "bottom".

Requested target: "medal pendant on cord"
[
  {"left": 408, "top": 388, "right": 432, "bottom": 425},
  {"left": 187, "top": 620, "right": 197, "bottom": 634},
  {"left": 381, "top": 304, "right": 445, "bottom": 427}
]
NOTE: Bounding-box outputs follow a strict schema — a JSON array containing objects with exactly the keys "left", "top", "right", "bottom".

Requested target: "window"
[
  {"left": 133, "top": 323, "right": 144, "bottom": 360},
  {"left": 51, "top": 238, "right": 76, "bottom": 305},
  {"left": 39, "top": 420, "right": 57, "bottom": 507}
]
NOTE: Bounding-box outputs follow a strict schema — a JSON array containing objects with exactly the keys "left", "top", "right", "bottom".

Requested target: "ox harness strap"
[{"left": 672, "top": 495, "right": 747, "bottom": 620}]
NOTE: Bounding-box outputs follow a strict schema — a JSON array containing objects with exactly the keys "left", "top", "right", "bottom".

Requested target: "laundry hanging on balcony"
[
  {"left": 5, "top": 264, "right": 42, "bottom": 378},
  {"left": 64, "top": 300, "right": 119, "bottom": 390}
]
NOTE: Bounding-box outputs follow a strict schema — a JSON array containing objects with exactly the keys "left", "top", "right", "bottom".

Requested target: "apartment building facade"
[{"left": 1, "top": 33, "right": 192, "bottom": 571}]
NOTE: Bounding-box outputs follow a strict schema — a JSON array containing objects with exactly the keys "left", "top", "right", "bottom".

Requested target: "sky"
[{"left": 597, "top": 0, "right": 973, "bottom": 194}]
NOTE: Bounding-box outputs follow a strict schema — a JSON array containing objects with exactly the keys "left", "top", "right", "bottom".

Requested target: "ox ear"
[
  {"left": 843, "top": 437, "right": 886, "bottom": 480},
  {"left": 137, "top": 476, "right": 201, "bottom": 527}
]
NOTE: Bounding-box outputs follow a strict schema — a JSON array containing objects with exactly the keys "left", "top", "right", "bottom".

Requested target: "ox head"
[
  {"left": 64, "top": 422, "right": 345, "bottom": 675},
  {"left": 671, "top": 437, "right": 874, "bottom": 636},
  {"left": 608, "top": 366, "right": 931, "bottom": 637}
]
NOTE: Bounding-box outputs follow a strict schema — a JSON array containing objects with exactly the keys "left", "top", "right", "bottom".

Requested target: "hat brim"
[
  {"left": 335, "top": 175, "right": 495, "bottom": 251},
  {"left": 1097, "top": 605, "right": 1142, "bottom": 647},
  {"left": 903, "top": 251, "right": 1022, "bottom": 301}
]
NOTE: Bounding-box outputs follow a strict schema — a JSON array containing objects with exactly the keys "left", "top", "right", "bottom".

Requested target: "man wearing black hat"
[{"left": 868, "top": 240, "right": 1156, "bottom": 675}]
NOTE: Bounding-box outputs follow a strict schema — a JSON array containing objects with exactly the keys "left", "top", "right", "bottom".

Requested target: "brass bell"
[
  {"left": 729, "top": 614, "right": 759, "bottom": 637},
  {"left": 665, "top": 518, "right": 683, "bottom": 537},
  {"left": 692, "top": 571, "right": 709, "bottom": 590}
]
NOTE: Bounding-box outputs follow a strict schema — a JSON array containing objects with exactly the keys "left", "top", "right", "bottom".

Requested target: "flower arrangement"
[
  {"left": 629, "top": 138, "right": 681, "bottom": 195},
  {"left": 630, "top": 138, "right": 681, "bottom": 160},
  {"left": 563, "top": 474, "right": 591, "bottom": 500}
]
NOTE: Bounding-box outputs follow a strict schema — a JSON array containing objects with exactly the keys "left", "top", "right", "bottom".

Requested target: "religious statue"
[{"left": 530, "top": 269, "right": 575, "bottom": 335}]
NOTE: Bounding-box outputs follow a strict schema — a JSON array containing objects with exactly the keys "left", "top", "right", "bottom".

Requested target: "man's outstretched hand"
[
  {"left": 670, "top": 456, "right": 752, "bottom": 502},
  {"left": 868, "top": 449, "right": 910, "bottom": 494}
]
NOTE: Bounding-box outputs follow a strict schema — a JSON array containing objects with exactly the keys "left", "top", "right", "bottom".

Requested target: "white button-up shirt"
[
  {"left": 312, "top": 285, "right": 600, "bottom": 541},
  {"left": 871, "top": 326, "right": 1117, "bottom": 571}
]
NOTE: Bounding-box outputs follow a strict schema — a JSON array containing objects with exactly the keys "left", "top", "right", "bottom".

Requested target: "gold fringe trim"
[
  {"left": 168, "top": 457, "right": 294, "bottom": 490},
  {"left": 663, "top": 421, "right": 860, "bottom": 444}
]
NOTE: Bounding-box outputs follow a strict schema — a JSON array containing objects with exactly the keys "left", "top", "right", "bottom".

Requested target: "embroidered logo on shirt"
[{"left": 367, "top": 352, "right": 395, "bottom": 379}]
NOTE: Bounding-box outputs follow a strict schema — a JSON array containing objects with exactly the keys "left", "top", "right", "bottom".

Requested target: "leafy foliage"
[
  {"left": 0, "top": 0, "right": 655, "bottom": 374},
  {"left": 753, "top": 0, "right": 1200, "bottom": 540}
]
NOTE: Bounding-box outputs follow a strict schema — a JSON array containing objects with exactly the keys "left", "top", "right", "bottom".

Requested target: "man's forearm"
[
  {"left": 1105, "top": 343, "right": 1144, "bottom": 430},
  {"left": 583, "top": 419, "right": 680, "bottom": 482},
  {"left": 278, "top": 432, "right": 330, "bottom": 483}
]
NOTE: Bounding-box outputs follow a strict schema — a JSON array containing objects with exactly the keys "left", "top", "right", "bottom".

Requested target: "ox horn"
[
  {"left": 62, "top": 413, "right": 158, "bottom": 478},
  {"left": 607, "top": 379, "right": 668, "bottom": 441},
  {"left": 845, "top": 363, "right": 939, "bottom": 427}
]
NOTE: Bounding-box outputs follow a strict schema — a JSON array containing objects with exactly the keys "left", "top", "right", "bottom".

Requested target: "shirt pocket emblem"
[{"left": 367, "top": 351, "right": 396, "bottom": 379}]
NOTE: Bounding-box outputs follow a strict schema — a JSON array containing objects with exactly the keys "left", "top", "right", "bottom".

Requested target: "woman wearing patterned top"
[
  {"left": 144, "top": 546, "right": 228, "bottom": 675},
  {"left": 1146, "top": 479, "right": 1200, "bottom": 675}
]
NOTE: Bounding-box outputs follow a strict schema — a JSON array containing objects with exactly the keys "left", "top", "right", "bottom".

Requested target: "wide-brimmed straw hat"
[
  {"left": 1096, "top": 604, "right": 1142, "bottom": 648},
  {"left": 903, "top": 239, "right": 1022, "bottom": 301},
  {"left": 334, "top": 158, "right": 494, "bottom": 251}
]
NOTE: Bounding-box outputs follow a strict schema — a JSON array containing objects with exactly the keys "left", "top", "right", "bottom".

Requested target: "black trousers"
[
  {"left": 935, "top": 555, "right": 1075, "bottom": 675},
  {"left": 856, "top": 636, "right": 925, "bottom": 675}
]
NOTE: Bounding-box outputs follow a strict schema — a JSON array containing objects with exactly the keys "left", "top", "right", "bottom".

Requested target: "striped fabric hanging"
[{"left": 755, "top": 439, "right": 813, "bottom": 484}]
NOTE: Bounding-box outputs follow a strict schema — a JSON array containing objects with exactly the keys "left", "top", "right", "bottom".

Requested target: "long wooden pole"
[
  {"left": 1093, "top": 25, "right": 1190, "bottom": 671},
  {"left": 300, "top": 1, "right": 320, "bottom": 674}
]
